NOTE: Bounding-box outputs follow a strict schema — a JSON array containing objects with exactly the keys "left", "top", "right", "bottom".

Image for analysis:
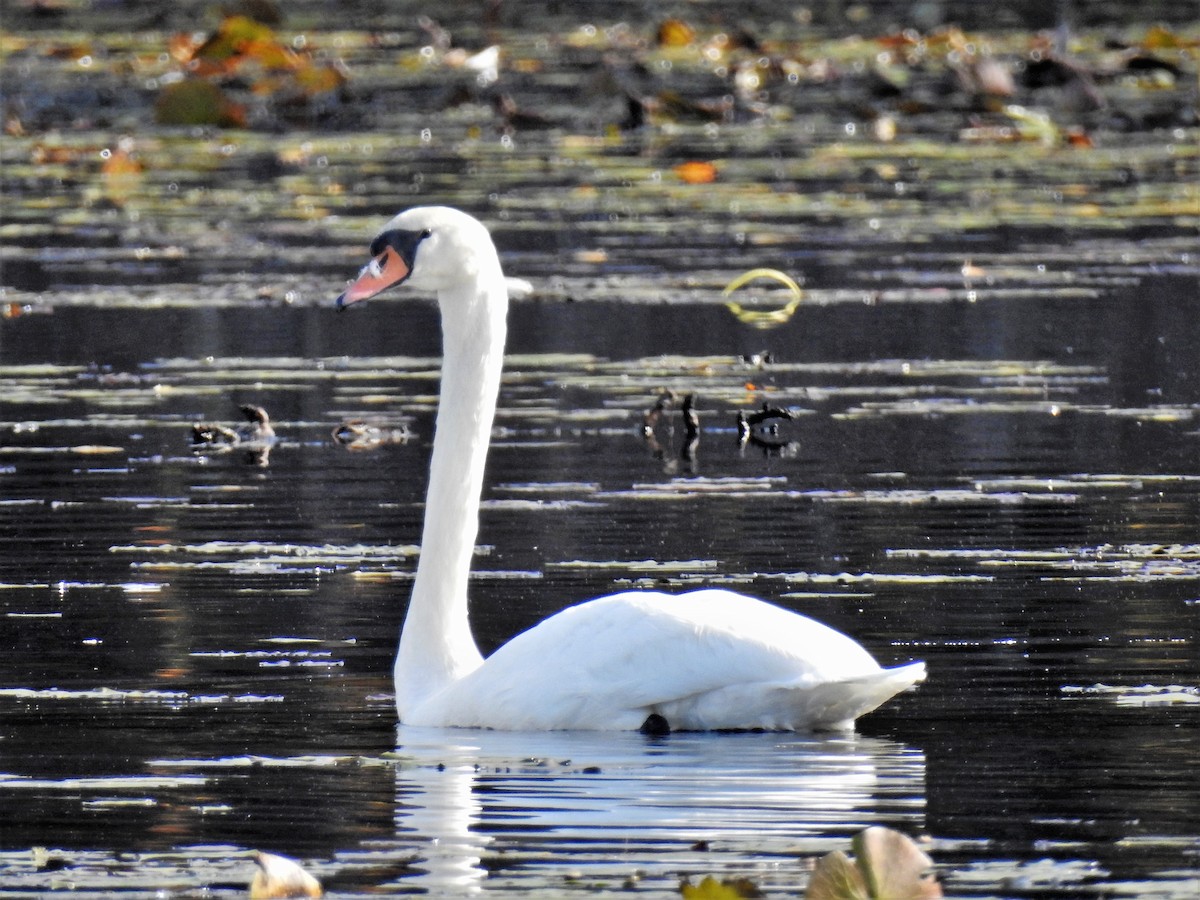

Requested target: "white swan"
[{"left": 336, "top": 206, "right": 925, "bottom": 731}]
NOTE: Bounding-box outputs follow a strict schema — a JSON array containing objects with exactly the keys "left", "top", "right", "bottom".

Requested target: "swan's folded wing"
[{"left": 423, "top": 590, "right": 924, "bottom": 731}]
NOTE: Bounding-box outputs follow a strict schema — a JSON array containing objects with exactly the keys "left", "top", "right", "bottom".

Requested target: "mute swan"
[{"left": 336, "top": 206, "right": 925, "bottom": 731}]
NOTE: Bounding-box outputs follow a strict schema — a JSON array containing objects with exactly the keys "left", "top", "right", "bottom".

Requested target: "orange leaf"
[
  {"left": 293, "top": 62, "right": 347, "bottom": 94},
  {"left": 674, "top": 161, "right": 718, "bottom": 184},
  {"left": 242, "top": 37, "right": 300, "bottom": 70},
  {"left": 657, "top": 19, "right": 695, "bottom": 47},
  {"left": 167, "top": 32, "right": 200, "bottom": 64},
  {"left": 101, "top": 149, "right": 143, "bottom": 177}
]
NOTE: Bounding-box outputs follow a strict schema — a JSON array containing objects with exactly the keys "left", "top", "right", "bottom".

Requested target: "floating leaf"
[
  {"left": 100, "top": 148, "right": 144, "bottom": 204},
  {"left": 1002, "top": 104, "right": 1060, "bottom": 145},
  {"left": 807, "top": 827, "right": 941, "bottom": 900},
  {"left": 657, "top": 19, "right": 696, "bottom": 48},
  {"left": 292, "top": 62, "right": 347, "bottom": 95},
  {"left": 249, "top": 850, "right": 322, "bottom": 899},
  {"left": 1140, "top": 24, "right": 1196, "bottom": 50},
  {"left": 191, "top": 15, "right": 276, "bottom": 64},
  {"left": 155, "top": 79, "right": 245, "bottom": 127},
  {"left": 241, "top": 37, "right": 300, "bottom": 71},
  {"left": 680, "top": 875, "right": 761, "bottom": 899},
  {"left": 673, "top": 160, "right": 718, "bottom": 184},
  {"left": 806, "top": 850, "right": 869, "bottom": 900}
]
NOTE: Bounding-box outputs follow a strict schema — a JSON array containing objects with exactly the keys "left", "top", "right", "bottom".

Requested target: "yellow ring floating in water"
[{"left": 721, "top": 268, "right": 803, "bottom": 330}]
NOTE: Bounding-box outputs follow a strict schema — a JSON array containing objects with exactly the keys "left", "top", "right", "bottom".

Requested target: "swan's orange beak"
[{"left": 336, "top": 247, "right": 412, "bottom": 309}]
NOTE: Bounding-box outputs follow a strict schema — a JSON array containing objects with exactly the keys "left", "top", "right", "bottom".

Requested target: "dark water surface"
[
  {"left": 2, "top": 1, "right": 1200, "bottom": 896},
  {"left": 2, "top": 288, "right": 1198, "bottom": 896}
]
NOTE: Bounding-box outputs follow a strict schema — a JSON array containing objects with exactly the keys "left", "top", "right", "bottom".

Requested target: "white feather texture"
[{"left": 342, "top": 206, "right": 925, "bottom": 732}]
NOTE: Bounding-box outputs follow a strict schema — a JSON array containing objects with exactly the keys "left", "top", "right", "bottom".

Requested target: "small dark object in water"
[
  {"left": 191, "top": 422, "right": 239, "bottom": 446},
  {"left": 192, "top": 404, "right": 274, "bottom": 446},
  {"left": 746, "top": 401, "right": 792, "bottom": 427},
  {"left": 492, "top": 93, "right": 556, "bottom": 132},
  {"left": 640, "top": 713, "right": 670, "bottom": 736},
  {"left": 192, "top": 404, "right": 275, "bottom": 466},
  {"left": 642, "top": 389, "right": 677, "bottom": 437},
  {"left": 236, "top": 404, "right": 274, "bottom": 440},
  {"left": 738, "top": 402, "right": 795, "bottom": 452},
  {"left": 741, "top": 350, "right": 773, "bottom": 368},
  {"left": 681, "top": 393, "right": 699, "bottom": 443},
  {"left": 332, "top": 419, "right": 412, "bottom": 451}
]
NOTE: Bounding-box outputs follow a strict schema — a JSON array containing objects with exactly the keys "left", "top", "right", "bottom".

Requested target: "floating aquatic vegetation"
[
  {"left": 191, "top": 648, "right": 344, "bottom": 670},
  {"left": 0, "top": 774, "right": 207, "bottom": 791},
  {"left": 148, "top": 753, "right": 395, "bottom": 769},
  {"left": 803, "top": 488, "right": 1078, "bottom": 506},
  {"left": 549, "top": 558, "right": 720, "bottom": 572},
  {"left": 782, "top": 571, "right": 993, "bottom": 587},
  {"left": 949, "top": 857, "right": 1111, "bottom": 892},
  {"left": 888, "top": 543, "right": 1200, "bottom": 582},
  {"left": 1061, "top": 684, "right": 1200, "bottom": 707},
  {"left": 0, "top": 686, "right": 283, "bottom": 704},
  {"left": 480, "top": 498, "right": 605, "bottom": 511}
]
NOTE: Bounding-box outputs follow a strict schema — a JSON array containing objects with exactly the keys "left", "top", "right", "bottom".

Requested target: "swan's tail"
[
  {"left": 658, "top": 661, "right": 926, "bottom": 731},
  {"left": 802, "top": 662, "right": 927, "bottom": 731}
]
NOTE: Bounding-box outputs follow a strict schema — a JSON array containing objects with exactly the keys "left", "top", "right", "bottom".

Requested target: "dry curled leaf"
[
  {"left": 249, "top": 850, "right": 322, "bottom": 899},
  {"left": 806, "top": 827, "right": 942, "bottom": 900}
]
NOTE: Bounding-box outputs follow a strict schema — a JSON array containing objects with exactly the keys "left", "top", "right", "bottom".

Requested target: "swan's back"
[{"left": 408, "top": 589, "right": 925, "bottom": 731}]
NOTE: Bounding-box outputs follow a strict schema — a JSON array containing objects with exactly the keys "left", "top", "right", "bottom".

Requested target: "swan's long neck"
[{"left": 394, "top": 270, "right": 507, "bottom": 718}]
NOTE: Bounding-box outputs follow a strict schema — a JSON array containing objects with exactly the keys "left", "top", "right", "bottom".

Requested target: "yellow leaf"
[
  {"left": 680, "top": 875, "right": 761, "bottom": 899},
  {"left": 195, "top": 15, "right": 275, "bottom": 61},
  {"left": 657, "top": 19, "right": 696, "bottom": 48}
]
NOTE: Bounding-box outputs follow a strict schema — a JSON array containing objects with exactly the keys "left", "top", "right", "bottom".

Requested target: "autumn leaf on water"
[
  {"left": 674, "top": 161, "right": 718, "bottom": 184},
  {"left": 806, "top": 826, "right": 942, "bottom": 899},
  {"left": 155, "top": 78, "right": 246, "bottom": 127},
  {"left": 189, "top": 15, "right": 277, "bottom": 67},
  {"left": 657, "top": 19, "right": 696, "bottom": 48},
  {"left": 101, "top": 147, "right": 144, "bottom": 204},
  {"left": 292, "top": 62, "right": 347, "bottom": 96},
  {"left": 680, "top": 874, "right": 762, "bottom": 899}
]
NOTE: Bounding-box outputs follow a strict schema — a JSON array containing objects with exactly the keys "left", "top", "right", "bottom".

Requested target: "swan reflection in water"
[{"left": 390, "top": 728, "right": 926, "bottom": 895}]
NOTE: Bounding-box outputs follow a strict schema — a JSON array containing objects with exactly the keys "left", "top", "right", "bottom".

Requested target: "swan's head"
[{"left": 336, "top": 206, "right": 498, "bottom": 308}]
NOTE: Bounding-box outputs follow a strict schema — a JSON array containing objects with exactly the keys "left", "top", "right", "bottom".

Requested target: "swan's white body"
[{"left": 338, "top": 206, "right": 925, "bottom": 732}]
